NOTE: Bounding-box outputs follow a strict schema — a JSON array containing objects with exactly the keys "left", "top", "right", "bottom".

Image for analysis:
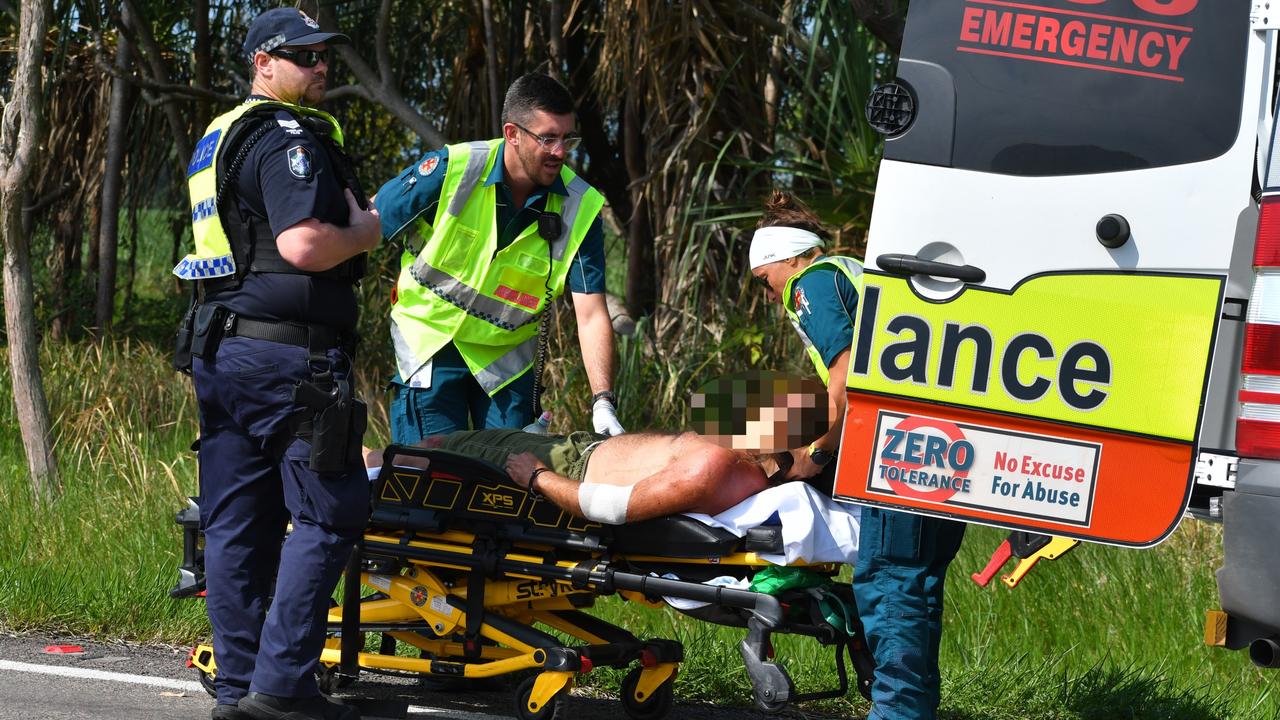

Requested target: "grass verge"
[{"left": 0, "top": 340, "right": 1275, "bottom": 718}]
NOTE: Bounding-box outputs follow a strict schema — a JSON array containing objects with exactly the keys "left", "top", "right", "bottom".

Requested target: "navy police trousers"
[{"left": 193, "top": 336, "right": 369, "bottom": 704}]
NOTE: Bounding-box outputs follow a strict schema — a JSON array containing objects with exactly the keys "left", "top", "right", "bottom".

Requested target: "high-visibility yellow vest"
[
  {"left": 390, "top": 139, "right": 605, "bottom": 394},
  {"left": 782, "top": 255, "right": 865, "bottom": 385},
  {"left": 173, "top": 98, "right": 347, "bottom": 282}
]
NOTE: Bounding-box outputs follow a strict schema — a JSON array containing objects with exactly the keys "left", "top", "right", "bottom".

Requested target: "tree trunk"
[
  {"left": 622, "top": 90, "right": 655, "bottom": 319},
  {"left": 0, "top": 0, "right": 58, "bottom": 502},
  {"left": 547, "top": 0, "right": 565, "bottom": 79},
  {"left": 852, "top": 0, "right": 907, "bottom": 54},
  {"left": 192, "top": 0, "right": 211, "bottom": 132},
  {"left": 122, "top": 196, "right": 139, "bottom": 318},
  {"left": 320, "top": 3, "right": 448, "bottom": 148},
  {"left": 763, "top": 0, "right": 796, "bottom": 143},
  {"left": 48, "top": 208, "right": 81, "bottom": 341},
  {"left": 481, "top": 0, "right": 501, "bottom": 134},
  {"left": 121, "top": 0, "right": 191, "bottom": 169},
  {"left": 95, "top": 15, "right": 134, "bottom": 336}
]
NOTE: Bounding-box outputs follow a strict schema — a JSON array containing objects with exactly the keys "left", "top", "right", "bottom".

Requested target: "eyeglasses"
[
  {"left": 270, "top": 48, "right": 330, "bottom": 68},
  {"left": 752, "top": 273, "right": 771, "bottom": 291},
  {"left": 513, "top": 123, "right": 582, "bottom": 152}
]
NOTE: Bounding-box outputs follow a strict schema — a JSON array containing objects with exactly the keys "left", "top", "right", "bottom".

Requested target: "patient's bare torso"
[
  {"left": 583, "top": 432, "right": 690, "bottom": 486},
  {"left": 584, "top": 432, "right": 767, "bottom": 512}
]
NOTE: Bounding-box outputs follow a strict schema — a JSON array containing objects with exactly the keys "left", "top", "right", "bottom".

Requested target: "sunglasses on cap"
[{"left": 270, "top": 47, "right": 330, "bottom": 68}]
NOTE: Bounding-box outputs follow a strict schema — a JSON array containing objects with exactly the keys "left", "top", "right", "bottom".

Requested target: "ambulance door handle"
[{"left": 875, "top": 253, "right": 986, "bottom": 284}]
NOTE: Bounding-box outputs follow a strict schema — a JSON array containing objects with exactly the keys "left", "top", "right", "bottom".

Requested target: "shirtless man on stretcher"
[{"left": 364, "top": 373, "right": 830, "bottom": 525}]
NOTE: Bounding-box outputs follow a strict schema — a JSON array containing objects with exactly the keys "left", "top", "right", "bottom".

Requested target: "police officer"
[
  {"left": 749, "top": 192, "right": 965, "bottom": 720},
  {"left": 173, "top": 8, "right": 380, "bottom": 720},
  {"left": 375, "top": 73, "right": 622, "bottom": 442}
]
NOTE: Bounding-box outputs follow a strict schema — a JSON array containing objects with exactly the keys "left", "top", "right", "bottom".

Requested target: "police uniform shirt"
[
  {"left": 376, "top": 143, "right": 607, "bottom": 293},
  {"left": 206, "top": 100, "right": 359, "bottom": 331},
  {"left": 792, "top": 265, "right": 859, "bottom": 368}
]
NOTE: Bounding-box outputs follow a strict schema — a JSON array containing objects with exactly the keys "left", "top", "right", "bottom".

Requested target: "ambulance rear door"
[{"left": 834, "top": 0, "right": 1269, "bottom": 547}]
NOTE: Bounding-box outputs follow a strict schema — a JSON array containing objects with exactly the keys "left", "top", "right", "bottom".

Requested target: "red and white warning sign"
[{"left": 865, "top": 411, "right": 1101, "bottom": 526}]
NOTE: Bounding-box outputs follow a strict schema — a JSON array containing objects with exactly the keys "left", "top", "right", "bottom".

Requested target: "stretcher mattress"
[{"left": 367, "top": 453, "right": 861, "bottom": 565}]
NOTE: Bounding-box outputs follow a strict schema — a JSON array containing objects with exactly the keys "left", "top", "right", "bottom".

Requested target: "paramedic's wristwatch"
[{"left": 808, "top": 444, "right": 834, "bottom": 467}]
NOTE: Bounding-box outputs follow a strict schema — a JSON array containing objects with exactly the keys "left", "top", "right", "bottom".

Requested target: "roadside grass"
[{"left": 2, "top": 339, "right": 1276, "bottom": 718}]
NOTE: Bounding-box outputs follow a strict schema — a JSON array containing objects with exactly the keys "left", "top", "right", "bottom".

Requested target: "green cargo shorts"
[{"left": 436, "top": 429, "right": 605, "bottom": 482}]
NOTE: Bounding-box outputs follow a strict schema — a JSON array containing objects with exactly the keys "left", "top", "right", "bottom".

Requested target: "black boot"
[
  {"left": 239, "top": 692, "right": 359, "bottom": 720},
  {"left": 211, "top": 703, "right": 253, "bottom": 720}
]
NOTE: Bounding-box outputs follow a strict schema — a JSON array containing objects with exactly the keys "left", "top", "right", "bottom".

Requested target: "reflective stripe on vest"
[
  {"left": 782, "top": 255, "right": 865, "bottom": 385},
  {"left": 390, "top": 138, "right": 605, "bottom": 394},
  {"left": 173, "top": 99, "right": 344, "bottom": 281},
  {"left": 473, "top": 335, "right": 538, "bottom": 395},
  {"left": 446, "top": 141, "right": 492, "bottom": 217}
]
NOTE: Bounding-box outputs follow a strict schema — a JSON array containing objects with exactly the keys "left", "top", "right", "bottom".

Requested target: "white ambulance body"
[{"left": 833, "top": 1, "right": 1280, "bottom": 664}]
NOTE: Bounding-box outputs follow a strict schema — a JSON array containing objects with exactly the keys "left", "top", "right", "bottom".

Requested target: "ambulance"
[{"left": 833, "top": 0, "right": 1280, "bottom": 666}]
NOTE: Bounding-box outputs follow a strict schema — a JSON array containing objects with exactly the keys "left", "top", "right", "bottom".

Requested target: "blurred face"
[
  {"left": 253, "top": 42, "right": 329, "bottom": 105},
  {"left": 505, "top": 109, "right": 576, "bottom": 187},
  {"left": 752, "top": 257, "right": 800, "bottom": 305},
  {"left": 692, "top": 374, "right": 830, "bottom": 453}
]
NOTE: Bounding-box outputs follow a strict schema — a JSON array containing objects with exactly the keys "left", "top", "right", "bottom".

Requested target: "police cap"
[{"left": 243, "top": 8, "right": 350, "bottom": 62}]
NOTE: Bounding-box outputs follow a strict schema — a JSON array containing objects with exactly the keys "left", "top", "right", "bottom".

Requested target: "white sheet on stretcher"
[{"left": 682, "top": 481, "right": 861, "bottom": 566}]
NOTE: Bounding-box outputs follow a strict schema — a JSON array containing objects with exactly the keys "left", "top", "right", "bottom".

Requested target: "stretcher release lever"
[
  {"left": 970, "top": 539, "right": 1012, "bottom": 588},
  {"left": 970, "top": 531, "right": 1080, "bottom": 588},
  {"left": 1001, "top": 536, "right": 1079, "bottom": 588}
]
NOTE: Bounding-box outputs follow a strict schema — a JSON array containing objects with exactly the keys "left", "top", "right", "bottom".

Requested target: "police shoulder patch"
[
  {"left": 277, "top": 117, "right": 304, "bottom": 136},
  {"left": 417, "top": 156, "right": 440, "bottom": 176},
  {"left": 287, "top": 145, "right": 312, "bottom": 179}
]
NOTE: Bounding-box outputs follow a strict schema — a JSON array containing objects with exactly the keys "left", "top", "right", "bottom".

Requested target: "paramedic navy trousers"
[
  {"left": 193, "top": 336, "right": 369, "bottom": 706},
  {"left": 853, "top": 507, "right": 966, "bottom": 720},
  {"left": 389, "top": 342, "right": 537, "bottom": 444}
]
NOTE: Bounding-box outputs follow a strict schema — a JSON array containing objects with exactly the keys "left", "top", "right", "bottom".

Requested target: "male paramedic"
[
  {"left": 173, "top": 9, "right": 379, "bottom": 720},
  {"left": 749, "top": 191, "right": 965, "bottom": 720},
  {"left": 376, "top": 72, "right": 622, "bottom": 441}
]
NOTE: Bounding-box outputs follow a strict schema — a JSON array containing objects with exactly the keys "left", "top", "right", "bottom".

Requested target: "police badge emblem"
[
  {"left": 417, "top": 156, "right": 439, "bottom": 176},
  {"left": 287, "top": 146, "right": 312, "bottom": 179},
  {"left": 299, "top": 10, "right": 320, "bottom": 29}
]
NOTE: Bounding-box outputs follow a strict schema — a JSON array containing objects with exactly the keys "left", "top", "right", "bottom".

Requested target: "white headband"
[{"left": 749, "top": 226, "right": 824, "bottom": 270}]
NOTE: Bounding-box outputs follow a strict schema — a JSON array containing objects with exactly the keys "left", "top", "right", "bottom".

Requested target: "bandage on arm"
[{"left": 578, "top": 482, "right": 633, "bottom": 525}]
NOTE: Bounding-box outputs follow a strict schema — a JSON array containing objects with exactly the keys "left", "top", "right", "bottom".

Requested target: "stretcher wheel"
[
  {"left": 620, "top": 667, "right": 674, "bottom": 720},
  {"left": 317, "top": 664, "right": 355, "bottom": 694},
  {"left": 513, "top": 675, "right": 565, "bottom": 720},
  {"left": 198, "top": 669, "right": 216, "bottom": 698}
]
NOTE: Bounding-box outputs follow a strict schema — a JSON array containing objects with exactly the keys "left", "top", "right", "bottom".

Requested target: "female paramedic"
[{"left": 748, "top": 191, "right": 965, "bottom": 720}]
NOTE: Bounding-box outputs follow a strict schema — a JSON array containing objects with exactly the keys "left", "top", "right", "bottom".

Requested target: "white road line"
[
  {"left": 0, "top": 659, "right": 513, "bottom": 719},
  {"left": 0, "top": 659, "right": 205, "bottom": 692},
  {"left": 0, "top": 659, "right": 512, "bottom": 719},
  {"left": 404, "top": 705, "right": 508, "bottom": 720}
]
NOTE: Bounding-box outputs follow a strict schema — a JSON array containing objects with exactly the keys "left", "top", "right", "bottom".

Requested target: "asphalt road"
[{"left": 0, "top": 632, "right": 846, "bottom": 720}]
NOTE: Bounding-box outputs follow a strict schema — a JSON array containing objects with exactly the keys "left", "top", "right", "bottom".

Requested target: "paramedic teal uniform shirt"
[
  {"left": 789, "top": 260, "right": 965, "bottom": 720},
  {"left": 377, "top": 143, "right": 607, "bottom": 442},
  {"left": 193, "top": 99, "right": 370, "bottom": 708},
  {"left": 791, "top": 265, "right": 859, "bottom": 371}
]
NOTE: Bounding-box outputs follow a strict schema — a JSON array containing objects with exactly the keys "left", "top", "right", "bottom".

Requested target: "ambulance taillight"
[{"left": 1237, "top": 196, "right": 1280, "bottom": 459}]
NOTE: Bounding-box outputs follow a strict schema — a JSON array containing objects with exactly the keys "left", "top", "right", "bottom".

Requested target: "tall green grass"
[
  {"left": 0, "top": 340, "right": 207, "bottom": 639},
  {"left": 1, "top": 339, "right": 1275, "bottom": 718}
]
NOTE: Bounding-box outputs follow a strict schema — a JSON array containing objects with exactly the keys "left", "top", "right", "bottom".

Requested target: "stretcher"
[{"left": 173, "top": 444, "right": 875, "bottom": 719}]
